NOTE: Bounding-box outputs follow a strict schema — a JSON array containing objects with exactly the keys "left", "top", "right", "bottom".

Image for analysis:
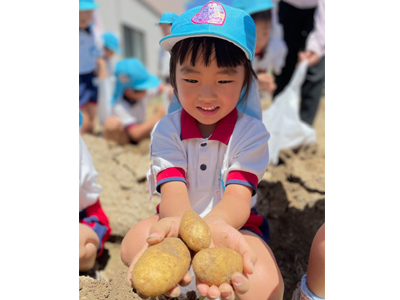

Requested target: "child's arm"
[
  {"left": 127, "top": 104, "right": 165, "bottom": 142},
  {"left": 204, "top": 184, "right": 253, "bottom": 230},
  {"left": 158, "top": 181, "right": 192, "bottom": 218}
]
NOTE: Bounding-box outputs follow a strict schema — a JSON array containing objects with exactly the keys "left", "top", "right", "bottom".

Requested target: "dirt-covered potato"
[
  {"left": 131, "top": 238, "right": 191, "bottom": 298},
  {"left": 179, "top": 210, "right": 211, "bottom": 252},
  {"left": 192, "top": 248, "right": 243, "bottom": 287}
]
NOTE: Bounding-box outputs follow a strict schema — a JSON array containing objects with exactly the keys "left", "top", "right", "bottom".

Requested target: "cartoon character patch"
[{"left": 191, "top": 1, "right": 226, "bottom": 26}]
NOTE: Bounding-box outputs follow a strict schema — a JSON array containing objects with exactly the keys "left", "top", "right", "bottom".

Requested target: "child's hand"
[
  {"left": 298, "top": 50, "right": 321, "bottom": 67},
  {"left": 197, "top": 216, "right": 257, "bottom": 299},
  {"left": 257, "top": 73, "right": 276, "bottom": 94},
  {"left": 127, "top": 216, "right": 193, "bottom": 298}
]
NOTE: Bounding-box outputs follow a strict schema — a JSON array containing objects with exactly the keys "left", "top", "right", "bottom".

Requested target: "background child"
[
  {"left": 292, "top": 223, "right": 325, "bottom": 300},
  {"left": 103, "top": 58, "right": 165, "bottom": 145},
  {"left": 273, "top": 0, "right": 325, "bottom": 126},
  {"left": 79, "top": 111, "right": 111, "bottom": 273},
  {"left": 232, "top": 0, "right": 277, "bottom": 95},
  {"left": 121, "top": 2, "right": 284, "bottom": 299},
  {"left": 102, "top": 31, "right": 121, "bottom": 76},
  {"left": 79, "top": 0, "right": 104, "bottom": 134}
]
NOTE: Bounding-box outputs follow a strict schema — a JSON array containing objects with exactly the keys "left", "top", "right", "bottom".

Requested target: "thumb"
[{"left": 146, "top": 216, "right": 181, "bottom": 245}]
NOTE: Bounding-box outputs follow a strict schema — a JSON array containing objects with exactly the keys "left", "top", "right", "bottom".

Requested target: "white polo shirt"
[
  {"left": 111, "top": 89, "right": 156, "bottom": 128},
  {"left": 79, "top": 135, "right": 102, "bottom": 212},
  {"left": 79, "top": 27, "right": 101, "bottom": 75},
  {"left": 148, "top": 108, "right": 270, "bottom": 218}
]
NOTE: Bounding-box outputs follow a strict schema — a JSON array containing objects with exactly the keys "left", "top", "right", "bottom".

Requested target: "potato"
[
  {"left": 192, "top": 248, "right": 243, "bottom": 287},
  {"left": 131, "top": 238, "right": 191, "bottom": 298},
  {"left": 179, "top": 210, "right": 211, "bottom": 252}
]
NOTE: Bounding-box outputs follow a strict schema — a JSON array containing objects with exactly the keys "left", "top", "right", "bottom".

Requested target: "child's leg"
[
  {"left": 120, "top": 215, "right": 160, "bottom": 267},
  {"left": 103, "top": 116, "right": 131, "bottom": 145},
  {"left": 79, "top": 223, "right": 100, "bottom": 272},
  {"left": 238, "top": 230, "right": 284, "bottom": 300},
  {"left": 80, "top": 102, "right": 97, "bottom": 134},
  {"left": 305, "top": 223, "right": 325, "bottom": 298}
]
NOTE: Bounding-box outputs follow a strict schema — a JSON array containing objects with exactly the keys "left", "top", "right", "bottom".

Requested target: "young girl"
[
  {"left": 103, "top": 58, "right": 165, "bottom": 145},
  {"left": 121, "top": 2, "right": 284, "bottom": 300},
  {"left": 79, "top": 111, "right": 111, "bottom": 273}
]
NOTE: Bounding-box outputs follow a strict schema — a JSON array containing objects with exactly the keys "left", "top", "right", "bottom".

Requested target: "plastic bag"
[{"left": 262, "top": 60, "right": 316, "bottom": 165}]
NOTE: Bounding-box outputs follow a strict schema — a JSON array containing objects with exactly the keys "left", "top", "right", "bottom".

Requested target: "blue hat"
[
  {"left": 232, "top": 0, "right": 274, "bottom": 15},
  {"left": 79, "top": 110, "right": 83, "bottom": 129},
  {"left": 157, "top": 12, "right": 179, "bottom": 24},
  {"left": 160, "top": 1, "right": 256, "bottom": 60},
  {"left": 102, "top": 32, "right": 121, "bottom": 53},
  {"left": 111, "top": 58, "right": 160, "bottom": 105},
  {"left": 79, "top": 0, "right": 99, "bottom": 11}
]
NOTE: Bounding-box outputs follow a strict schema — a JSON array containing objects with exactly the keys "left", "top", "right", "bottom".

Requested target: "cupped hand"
[
  {"left": 126, "top": 216, "right": 193, "bottom": 298},
  {"left": 196, "top": 216, "right": 257, "bottom": 299}
]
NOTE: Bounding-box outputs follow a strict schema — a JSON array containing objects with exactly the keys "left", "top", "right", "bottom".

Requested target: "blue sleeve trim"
[
  {"left": 156, "top": 177, "right": 187, "bottom": 193},
  {"left": 225, "top": 179, "right": 257, "bottom": 196}
]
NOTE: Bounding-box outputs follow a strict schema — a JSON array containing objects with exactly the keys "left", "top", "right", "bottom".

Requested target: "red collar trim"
[{"left": 180, "top": 108, "right": 237, "bottom": 145}]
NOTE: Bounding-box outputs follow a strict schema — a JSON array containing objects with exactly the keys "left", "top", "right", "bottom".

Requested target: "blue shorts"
[{"left": 79, "top": 71, "right": 98, "bottom": 107}]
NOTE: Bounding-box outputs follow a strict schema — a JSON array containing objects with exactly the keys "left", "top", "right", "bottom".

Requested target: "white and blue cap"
[
  {"left": 102, "top": 32, "right": 121, "bottom": 53},
  {"left": 232, "top": 0, "right": 274, "bottom": 15},
  {"left": 160, "top": 1, "right": 256, "bottom": 61},
  {"left": 111, "top": 58, "right": 160, "bottom": 105},
  {"left": 157, "top": 12, "right": 179, "bottom": 25},
  {"left": 79, "top": 0, "right": 99, "bottom": 11},
  {"left": 162, "top": 1, "right": 262, "bottom": 120}
]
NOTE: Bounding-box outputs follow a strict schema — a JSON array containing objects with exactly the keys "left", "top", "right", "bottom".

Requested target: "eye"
[
  {"left": 218, "top": 80, "right": 232, "bottom": 84},
  {"left": 184, "top": 79, "right": 198, "bottom": 83}
]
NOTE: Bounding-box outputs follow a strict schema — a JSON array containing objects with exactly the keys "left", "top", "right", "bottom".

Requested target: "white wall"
[{"left": 95, "top": 0, "right": 164, "bottom": 75}]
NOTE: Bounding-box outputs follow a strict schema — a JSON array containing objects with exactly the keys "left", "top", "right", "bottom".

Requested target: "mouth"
[{"left": 197, "top": 106, "right": 220, "bottom": 116}]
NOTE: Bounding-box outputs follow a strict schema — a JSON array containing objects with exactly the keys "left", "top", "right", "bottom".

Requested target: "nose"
[{"left": 198, "top": 84, "right": 217, "bottom": 101}]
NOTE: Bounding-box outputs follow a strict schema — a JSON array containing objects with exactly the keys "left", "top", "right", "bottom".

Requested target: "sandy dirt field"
[{"left": 79, "top": 96, "right": 325, "bottom": 300}]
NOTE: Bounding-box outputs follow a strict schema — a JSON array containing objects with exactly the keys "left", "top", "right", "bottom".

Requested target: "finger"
[
  {"left": 196, "top": 281, "right": 210, "bottom": 297},
  {"left": 178, "top": 272, "right": 192, "bottom": 287},
  {"left": 207, "top": 285, "right": 221, "bottom": 299},
  {"left": 231, "top": 272, "right": 250, "bottom": 295},
  {"left": 236, "top": 237, "right": 257, "bottom": 275},
  {"left": 219, "top": 283, "right": 235, "bottom": 300},
  {"left": 164, "top": 285, "right": 181, "bottom": 298},
  {"left": 146, "top": 217, "right": 181, "bottom": 244}
]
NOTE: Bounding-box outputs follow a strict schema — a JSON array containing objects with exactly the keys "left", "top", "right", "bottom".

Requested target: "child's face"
[
  {"left": 254, "top": 19, "right": 271, "bottom": 54},
  {"left": 176, "top": 53, "right": 245, "bottom": 128},
  {"left": 124, "top": 89, "right": 146, "bottom": 101},
  {"left": 104, "top": 48, "right": 115, "bottom": 60},
  {"left": 79, "top": 10, "right": 94, "bottom": 29}
]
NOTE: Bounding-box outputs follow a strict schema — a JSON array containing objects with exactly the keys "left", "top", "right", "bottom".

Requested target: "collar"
[
  {"left": 180, "top": 108, "right": 237, "bottom": 145},
  {"left": 79, "top": 26, "right": 91, "bottom": 34}
]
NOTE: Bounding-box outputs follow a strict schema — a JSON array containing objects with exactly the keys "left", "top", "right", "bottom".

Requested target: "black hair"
[
  {"left": 169, "top": 37, "right": 257, "bottom": 100},
  {"left": 250, "top": 10, "right": 272, "bottom": 24}
]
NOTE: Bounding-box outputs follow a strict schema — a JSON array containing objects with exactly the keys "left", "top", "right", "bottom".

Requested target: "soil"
[{"left": 79, "top": 97, "right": 325, "bottom": 300}]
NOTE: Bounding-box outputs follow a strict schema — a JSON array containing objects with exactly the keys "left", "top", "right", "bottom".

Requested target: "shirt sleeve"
[
  {"left": 79, "top": 135, "right": 102, "bottom": 211},
  {"left": 225, "top": 117, "right": 270, "bottom": 195},
  {"left": 306, "top": 0, "right": 325, "bottom": 56},
  {"left": 149, "top": 112, "right": 188, "bottom": 192}
]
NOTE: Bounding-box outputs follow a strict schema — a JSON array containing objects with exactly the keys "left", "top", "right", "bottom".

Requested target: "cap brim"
[
  {"left": 134, "top": 75, "right": 160, "bottom": 90},
  {"left": 79, "top": 3, "right": 99, "bottom": 10},
  {"left": 160, "top": 33, "right": 252, "bottom": 60}
]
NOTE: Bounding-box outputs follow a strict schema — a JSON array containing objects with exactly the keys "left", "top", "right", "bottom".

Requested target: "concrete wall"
[{"left": 95, "top": 0, "right": 184, "bottom": 75}]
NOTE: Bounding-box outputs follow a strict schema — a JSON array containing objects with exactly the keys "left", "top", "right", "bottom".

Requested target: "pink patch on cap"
[{"left": 191, "top": 1, "right": 226, "bottom": 26}]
